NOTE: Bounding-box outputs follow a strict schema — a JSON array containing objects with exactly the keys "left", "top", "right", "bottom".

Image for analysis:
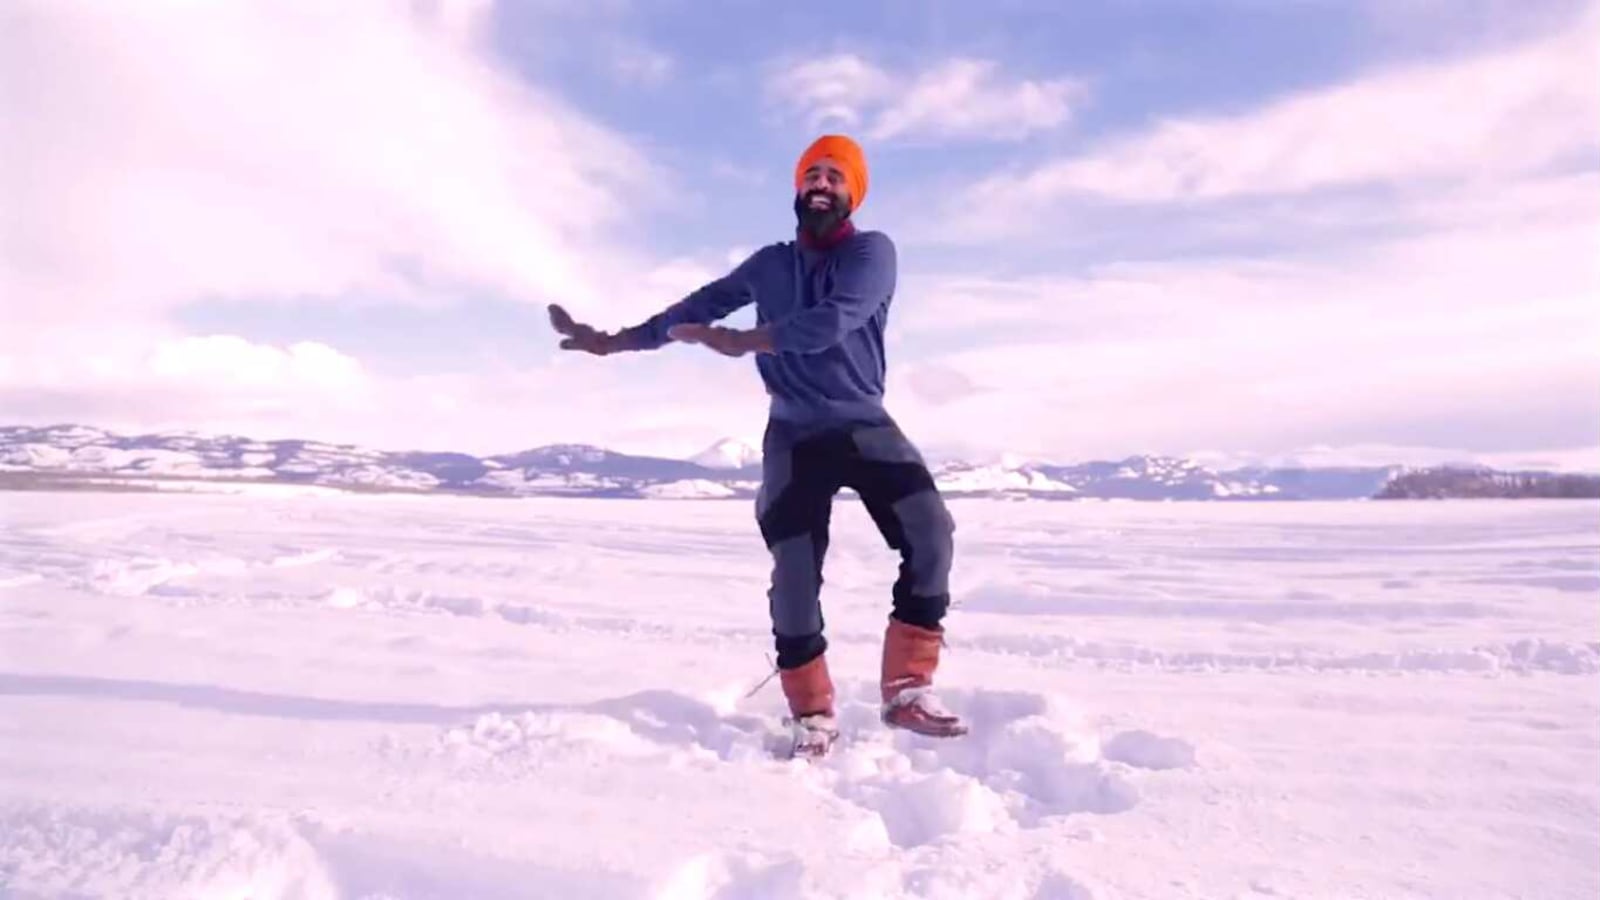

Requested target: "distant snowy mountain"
[
  {"left": 926, "top": 454, "right": 1399, "bottom": 501},
  {"left": 1376, "top": 466, "right": 1600, "bottom": 499},
  {"left": 0, "top": 422, "right": 1427, "bottom": 501},
  {"left": 690, "top": 438, "right": 761, "bottom": 470},
  {"left": 0, "top": 425, "right": 756, "bottom": 499}
]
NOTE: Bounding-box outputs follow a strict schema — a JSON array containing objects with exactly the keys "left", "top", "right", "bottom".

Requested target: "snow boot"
[
  {"left": 780, "top": 653, "right": 839, "bottom": 759},
  {"left": 880, "top": 618, "right": 968, "bottom": 737}
]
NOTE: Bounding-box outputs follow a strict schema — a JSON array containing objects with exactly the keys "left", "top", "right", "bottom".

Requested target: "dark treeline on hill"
[{"left": 1377, "top": 467, "right": 1600, "bottom": 499}]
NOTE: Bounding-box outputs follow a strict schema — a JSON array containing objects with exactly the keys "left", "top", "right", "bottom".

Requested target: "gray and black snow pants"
[{"left": 755, "top": 414, "right": 956, "bottom": 670}]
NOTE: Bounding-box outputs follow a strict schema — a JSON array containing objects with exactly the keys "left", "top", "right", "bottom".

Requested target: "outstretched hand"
[
  {"left": 668, "top": 323, "right": 772, "bottom": 357},
  {"left": 548, "top": 304, "right": 628, "bottom": 356}
]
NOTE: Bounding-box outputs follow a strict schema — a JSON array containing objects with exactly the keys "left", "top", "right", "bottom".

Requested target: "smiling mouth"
[{"left": 806, "top": 193, "right": 834, "bottom": 210}]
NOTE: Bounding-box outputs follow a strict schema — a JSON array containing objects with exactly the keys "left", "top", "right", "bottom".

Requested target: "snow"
[
  {"left": 325, "top": 466, "right": 441, "bottom": 491},
  {"left": 7, "top": 444, "right": 205, "bottom": 472},
  {"left": 0, "top": 443, "right": 74, "bottom": 470},
  {"left": 935, "top": 463, "right": 1078, "bottom": 495},
  {"left": 641, "top": 479, "right": 739, "bottom": 499},
  {"left": 477, "top": 469, "right": 626, "bottom": 495},
  {"left": 0, "top": 443, "right": 279, "bottom": 480},
  {"left": 52, "top": 477, "right": 351, "bottom": 498},
  {"left": 1, "top": 492, "right": 1596, "bottom": 899},
  {"left": 34, "top": 425, "right": 109, "bottom": 446}
]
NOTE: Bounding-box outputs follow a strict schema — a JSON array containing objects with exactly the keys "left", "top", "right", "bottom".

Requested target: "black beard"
[{"left": 794, "top": 190, "right": 848, "bottom": 237}]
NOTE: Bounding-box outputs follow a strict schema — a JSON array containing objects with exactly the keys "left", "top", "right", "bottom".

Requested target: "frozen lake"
[{"left": 1, "top": 491, "right": 1596, "bottom": 898}]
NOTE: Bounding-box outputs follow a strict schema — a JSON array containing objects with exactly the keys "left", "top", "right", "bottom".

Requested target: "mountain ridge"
[{"left": 3, "top": 423, "right": 1589, "bottom": 501}]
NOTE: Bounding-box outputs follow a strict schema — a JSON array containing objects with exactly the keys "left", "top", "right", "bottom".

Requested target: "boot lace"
[{"left": 743, "top": 652, "right": 779, "bottom": 699}]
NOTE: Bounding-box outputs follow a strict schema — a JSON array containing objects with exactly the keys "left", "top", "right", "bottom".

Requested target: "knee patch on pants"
[
  {"left": 767, "top": 532, "right": 824, "bottom": 637},
  {"left": 887, "top": 487, "right": 954, "bottom": 629},
  {"left": 891, "top": 488, "right": 954, "bottom": 598}
]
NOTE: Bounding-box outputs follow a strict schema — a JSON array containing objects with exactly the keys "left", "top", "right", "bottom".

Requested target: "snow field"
[{"left": 0, "top": 492, "right": 1596, "bottom": 898}]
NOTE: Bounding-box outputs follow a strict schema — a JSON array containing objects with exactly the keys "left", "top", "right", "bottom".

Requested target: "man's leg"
[
  {"left": 756, "top": 421, "right": 844, "bottom": 719},
  {"left": 843, "top": 418, "right": 965, "bottom": 736},
  {"left": 845, "top": 419, "right": 955, "bottom": 629}
]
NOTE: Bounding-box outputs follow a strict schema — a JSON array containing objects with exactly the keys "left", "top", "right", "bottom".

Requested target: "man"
[{"left": 547, "top": 134, "right": 964, "bottom": 759}]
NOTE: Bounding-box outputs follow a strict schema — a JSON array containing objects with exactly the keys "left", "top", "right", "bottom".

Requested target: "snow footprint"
[
  {"left": 431, "top": 690, "right": 775, "bottom": 771},
  {"left": 802, "top": 686, "right": 1193, "bottom": 847},
  {"left": 1102, "top": 728, "right": 1198, "bottom": 770}
]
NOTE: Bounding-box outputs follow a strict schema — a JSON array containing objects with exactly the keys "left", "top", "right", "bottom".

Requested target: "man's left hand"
[{"left": 667, "top": 324, "right": 773, "bottom": 357}]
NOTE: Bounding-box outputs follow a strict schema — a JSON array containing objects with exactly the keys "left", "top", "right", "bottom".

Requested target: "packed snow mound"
[
  {"left": 799, "top": 684, "right": 1180, "bottom": 847},
  {"left": 0, "top": 806, "right": 339, "bottom": 900}
]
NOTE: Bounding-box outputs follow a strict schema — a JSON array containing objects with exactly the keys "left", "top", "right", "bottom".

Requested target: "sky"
[{"left": 3, "top": 0, "right": 1598, "bottom": 468}]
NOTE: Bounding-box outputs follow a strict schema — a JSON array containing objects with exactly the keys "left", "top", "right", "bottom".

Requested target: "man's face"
[{"left": 798, "top": 158, "right": 851, "bottom": 213}]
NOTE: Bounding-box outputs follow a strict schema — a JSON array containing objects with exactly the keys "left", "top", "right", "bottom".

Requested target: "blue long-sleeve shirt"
[{"left": 621, "top": 229, "right": 898, "bottom": 425}]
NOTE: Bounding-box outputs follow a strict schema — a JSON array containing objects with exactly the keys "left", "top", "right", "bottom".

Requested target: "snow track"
[{"left": 1, "top": 493, "right": 1596, "bottom": 898}]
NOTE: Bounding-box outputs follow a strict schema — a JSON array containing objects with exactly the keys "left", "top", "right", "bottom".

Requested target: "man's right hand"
[{"left": 548, "top": 304, "right": 629, "bottom": 356}]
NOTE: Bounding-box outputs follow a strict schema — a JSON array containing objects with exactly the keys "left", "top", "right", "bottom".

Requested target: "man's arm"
[
  {"left": 762, "top": 232, "right": 895, "bottom": 354},
  {"left": 615, "top": 247, "right": 770, "bottom": 351},
  {"left": 549, "top": 248, "right": 770, "bottom": 356}
]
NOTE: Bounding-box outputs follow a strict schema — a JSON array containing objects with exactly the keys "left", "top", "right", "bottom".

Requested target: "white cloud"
[
  {"left": 0, "top": 326, "right": 770, "bottom": 457},
  {"left": 766, "top": 54, "right": 1085, "bottom": 142},
  {"left": 608, "top": 39, "right": 675, "bottom": 87},
  {"left": 887, "top": 205, "right": 1600, "bottom": 461},
  {"left": 145, "top": 337, "right": 366, "bottom": 392},
  {"left": 958, "top": 5, "right": 1597, "bottom": 216},
  {"left": 0, "top": 1, "right": 748, "bottom": 455},
  {"left": 766, "top": 54, "right": 895, "bottom": 131},
  {"left": 869, "top": 59, "right": 1087, "bottom": 142},
  {"left": 880, "top": 2, "right": 1598, "bottom": 467},
  {"left": 1, "top": 332, "right": 375, "bottom": 428},
  {"left": 7, "top": 3, "right": 1595, "bottom": 467},
  {"left": 0, "top": 1, "right": 668, "bottom": 333}
]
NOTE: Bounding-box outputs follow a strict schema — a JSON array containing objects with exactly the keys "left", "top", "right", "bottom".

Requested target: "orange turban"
[{"left": 795, "top": 134, "right": 868, "bottom": 211}]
